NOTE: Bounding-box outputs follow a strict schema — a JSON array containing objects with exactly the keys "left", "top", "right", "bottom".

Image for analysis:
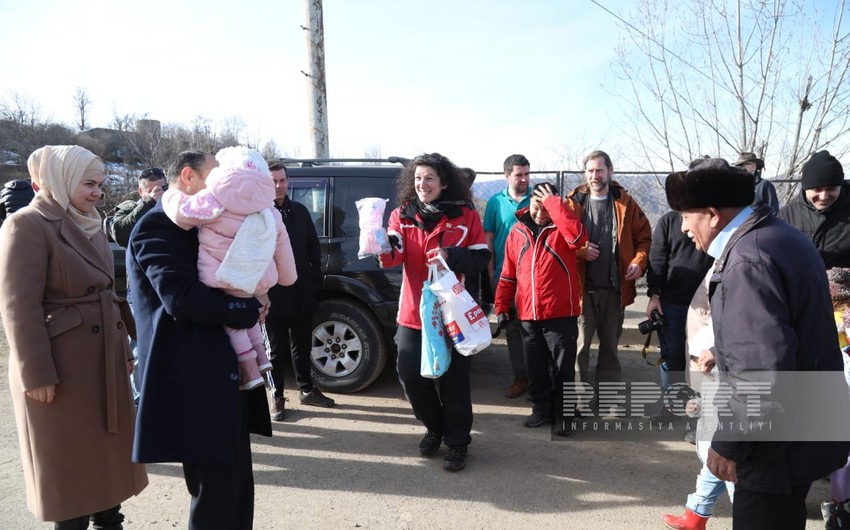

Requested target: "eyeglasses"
[{"left": 140, "top": 167, "right": 165, "bottom": 179}]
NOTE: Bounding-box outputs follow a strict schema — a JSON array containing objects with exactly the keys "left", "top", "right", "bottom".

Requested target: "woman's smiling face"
[
  {"left": 71, "top": 171, "right": 104, "bottom": 213},
  {"left": 414, "top": 165, "right": 446, "bottom": 204}
]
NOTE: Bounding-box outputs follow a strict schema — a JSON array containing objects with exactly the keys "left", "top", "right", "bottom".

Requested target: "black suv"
[
  {"left": 280, "top": 158, "right": 405, "bottom": 393},
  {"left": 110, "top": 158, "right": 406, "bottom": 393}
]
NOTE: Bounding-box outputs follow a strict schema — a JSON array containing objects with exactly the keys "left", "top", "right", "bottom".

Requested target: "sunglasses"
[
  {"left": 140, "top": 168, "right": 165, "bottom": 179},
  {"left": 413, "top": 154, "right": 442, "bottom": 165}
]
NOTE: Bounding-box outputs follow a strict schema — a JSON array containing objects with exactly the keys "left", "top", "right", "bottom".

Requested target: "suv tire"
[{"left": 310, "top": 298, "right": 390, "bottom": 393}]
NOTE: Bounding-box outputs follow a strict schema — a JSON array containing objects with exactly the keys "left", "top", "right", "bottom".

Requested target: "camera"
[{"left": 638, "top": 309, "right": 668, "bottom": 335}]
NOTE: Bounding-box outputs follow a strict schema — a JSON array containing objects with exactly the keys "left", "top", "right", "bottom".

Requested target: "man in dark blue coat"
[
  {"left": 127, "top": 150, "right": 272, "bottom": 530},
  {"left": 666, "top": 158, "right": 850, "bottom": 530}
]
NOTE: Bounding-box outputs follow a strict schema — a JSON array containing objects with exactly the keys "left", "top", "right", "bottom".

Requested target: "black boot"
[
  {"left": 91, "top": 504, "right": 124, "bottom": 530},
  {"left": 273, "top": 396, "right": 287, "bottom": 421},
  {"left": 443, "top": 445, "right": 468, "bottom": 472},
  {"left": 54, "top": 515, "right": 89, "bottom": 530}
]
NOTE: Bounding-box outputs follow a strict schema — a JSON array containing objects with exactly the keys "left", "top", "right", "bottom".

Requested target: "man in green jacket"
[{"left": 108, "top": 167, "right": 167, "bottom": 247}]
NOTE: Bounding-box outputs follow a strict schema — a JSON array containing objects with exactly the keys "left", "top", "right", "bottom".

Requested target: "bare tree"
[
  {"left": 190, "top": 115, "right": 215, "bottom": 152},
  {"left": 0, "top": 92, "right": 72, "bottom": 164},
  {"left": 0, "top": 92, "right": 42, "bottom": 129},
  {"left": 363, "top": 145, "right": 382, "bottom": 160},
  {"left": 261, "top": 139, "right": 281, "bottom": 161},
  {"left": 129, "top": 118, "right": 166, "bottom": 168},
  {"left": 73, "top": 87, "right": 91, "bottom": 131},
  {"left": 612, "top": 0, "right": 850, "bottom": 178},
  {"left": 218, "top": 117, "right": 245, "bottom": 149},
  {"left": 111, "top": 108, "right": 136, "bottom": 132}
]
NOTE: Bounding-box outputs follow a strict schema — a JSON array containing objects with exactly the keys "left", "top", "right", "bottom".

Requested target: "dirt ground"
[{"left": 0, "top": 307, "right": 833, "bottom": 529}]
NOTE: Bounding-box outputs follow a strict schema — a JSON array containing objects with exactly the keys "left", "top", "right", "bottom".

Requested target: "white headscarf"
[
  {"left": 26, "top": 147, "right": 43, "bottom": 191},
  {"left": 27, "top": 145, "right": 104, "bottom": 238}
]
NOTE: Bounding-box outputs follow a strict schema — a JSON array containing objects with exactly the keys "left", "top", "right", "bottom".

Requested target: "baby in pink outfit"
[{"left": 163, "top": 146, "right": 297, "bottom": 390}]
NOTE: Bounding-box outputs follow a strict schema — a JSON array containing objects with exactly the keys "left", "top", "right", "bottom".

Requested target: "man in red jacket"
[{"left": 495, "top": 183, "right": 587, "bottom": 436}]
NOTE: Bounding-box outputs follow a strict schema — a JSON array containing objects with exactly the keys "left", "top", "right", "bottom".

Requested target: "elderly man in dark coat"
[
  {"left": 665, "top": 158, "right": 850, "bottom": 529},
  {"left": 127, "top": 150, "right": 272, "bottom": 530}
]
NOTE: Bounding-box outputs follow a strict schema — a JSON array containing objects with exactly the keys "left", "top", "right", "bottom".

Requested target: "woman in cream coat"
[{"left": 0, "top": 145, "right": 147, "bottom": 528}]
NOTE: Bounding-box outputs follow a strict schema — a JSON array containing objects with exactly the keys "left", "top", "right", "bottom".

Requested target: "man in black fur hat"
[
  {"left": 779, "top": 150, "right": 850, "bottom": 269},
  {"left": 666, "top": 158, "right": 850, "bottom": 529}
]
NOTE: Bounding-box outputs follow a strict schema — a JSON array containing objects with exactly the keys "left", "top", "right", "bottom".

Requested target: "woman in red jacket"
[
  {"left": 494, "top": 183, "right": 587, "bottom": 436},
  {"left": 379, "top": 153, "right": 490, "bottom": 472}
]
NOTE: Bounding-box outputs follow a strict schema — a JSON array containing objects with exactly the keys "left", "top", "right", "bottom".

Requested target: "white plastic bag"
[
  {"left": 428, "top": 255, "right": 491, "bottom": 356},
  {"left": 355, "top": 197, "right": 390, "bottom": 259}
]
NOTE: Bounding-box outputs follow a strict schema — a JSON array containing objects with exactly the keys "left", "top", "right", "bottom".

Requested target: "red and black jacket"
[
  {"left": 495, "top": 196, "right": 586, "bottom": 321},
  {"left": 380, "top": 201, "right": 490, "bottom": 329}
]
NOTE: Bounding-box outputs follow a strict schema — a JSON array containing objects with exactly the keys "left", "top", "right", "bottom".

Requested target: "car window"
[
  {"left": 331, "top": 177, "right": 396, "bottom": 238},
  {"left": 287, "top": 177, "right": 328, "bottom": 236}
]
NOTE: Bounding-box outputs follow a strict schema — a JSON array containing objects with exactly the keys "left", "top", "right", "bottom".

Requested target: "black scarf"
[{"left": 403, "top": 198, "right": 472, "bottom": 232}]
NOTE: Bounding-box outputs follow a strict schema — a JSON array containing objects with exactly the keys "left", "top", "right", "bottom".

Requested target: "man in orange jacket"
[{"left": 567, "top": 150, "right": 652, "bottom": 417}]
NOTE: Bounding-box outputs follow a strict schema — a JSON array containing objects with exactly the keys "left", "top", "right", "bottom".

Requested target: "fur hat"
[
  {"left": 732, "top": 152, "right": 764, "bottom": 170},
  {"left": 828, "top": 268, "right": 850, "bottom": 303},
  {"left": 801, "top": 150, "right": 844, "bottom": 190},
  {"left": 665, "top": 158, "right": 755, "bottom": 211}
]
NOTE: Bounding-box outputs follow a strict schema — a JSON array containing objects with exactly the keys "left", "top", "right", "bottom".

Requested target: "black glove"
[{"left": 497, "top": 313, "right": 511, "bottom": 330}]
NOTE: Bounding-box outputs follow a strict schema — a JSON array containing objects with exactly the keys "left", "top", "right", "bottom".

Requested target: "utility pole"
[{"left": 304, "top": 0, "right": 329, "bottom": 158}]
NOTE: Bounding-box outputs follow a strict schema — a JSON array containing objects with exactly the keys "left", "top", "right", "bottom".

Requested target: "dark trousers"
[
  {"left": 732, "top": 483, "right": 812, "bottom": 530},
  {"left": 491, "top": 275, "right": 526, "bottom": 377},
  {"left": 658, "top": 301, "right": 688, "bottom": 391},
  {"left": 395, "top": 325, "right": 473, "bottom": 447},
  {"left": 266, "top": 314, "right": 314, "bottom": 396},
  {"left": 521, "top": 317, "right": 578, "bottom": 421},
  {"left": 182, "top": 394, "right": 255, "bottom": 530},
  {"left": 505, "top": 319, "right": 528, "bottom": 378},
  {"left": 54, "top": 505, "right": 123, "bottom": 530}
]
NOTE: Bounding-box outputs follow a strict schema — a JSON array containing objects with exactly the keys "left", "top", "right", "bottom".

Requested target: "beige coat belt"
[{"left": 45, "top": 290, "right": 123, "bottom": 433}]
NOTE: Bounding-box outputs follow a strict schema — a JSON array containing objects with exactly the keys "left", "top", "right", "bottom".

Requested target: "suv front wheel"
[{"left": 310, "top": 298, "right": 390, "bottom": 393}]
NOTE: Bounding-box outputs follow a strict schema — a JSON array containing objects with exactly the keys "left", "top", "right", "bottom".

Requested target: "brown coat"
[
  {"left": 0, "top": 193, "right": 147, "bottom": 522},
  {"left": 566, "top": 180, "right": 652, "bottom": 308}
]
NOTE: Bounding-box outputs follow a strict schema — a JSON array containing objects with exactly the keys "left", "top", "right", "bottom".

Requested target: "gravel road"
[{"left": 0, "top": 316, "right": 832, "bottom": 529}]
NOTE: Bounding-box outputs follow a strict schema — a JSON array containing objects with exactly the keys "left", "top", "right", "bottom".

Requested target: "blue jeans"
[
  {"left": 130, "top": 338, "right": 140, "bottom": 406},
  {"left": 128, "top": 295, "right": 141, "bottom": 406},
  {"left": 686, "top": 439, "right": 735, "bottom": 516}
]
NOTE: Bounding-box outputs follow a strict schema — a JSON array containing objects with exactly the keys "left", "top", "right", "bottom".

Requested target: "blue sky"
[{"left": 0, "top": 0, "right": 637, "bottom": 171}]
